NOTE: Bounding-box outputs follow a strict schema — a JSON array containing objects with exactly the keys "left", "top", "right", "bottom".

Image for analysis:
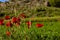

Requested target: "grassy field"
[
  {"left": 1, "top": 0, "right": 60, "bottom": 40},
  {"left": 0, "top": 5, "right": 60, "bottom": 40},
  {"left": 0, "top": 21, "right": 60, "bottom": 40}
]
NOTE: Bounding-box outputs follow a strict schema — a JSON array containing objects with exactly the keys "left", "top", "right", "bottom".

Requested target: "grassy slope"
[
  {"left": 30, "top": 6, "right": 60, "bottom": 17},
  {"left": 0, "top": 5, "right": 60, "bottom": 39}
]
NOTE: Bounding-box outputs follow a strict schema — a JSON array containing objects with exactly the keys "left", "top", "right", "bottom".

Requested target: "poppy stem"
[{"left": 29, "top": 19, "right": 31, "bottom": 28}]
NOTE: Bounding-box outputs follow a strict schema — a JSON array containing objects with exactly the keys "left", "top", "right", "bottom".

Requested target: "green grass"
[
  {"left": 0, "top": 21, "right": 60, "bottom": 40},
  {"left": 25, "top": 16, "right": 60, "bottom": 22},
  {"left": 0, "top": 1, "right": 60, "bottom": 40},
  {"left": 0, "top": 5, "right": 60, "bottom": 40}
]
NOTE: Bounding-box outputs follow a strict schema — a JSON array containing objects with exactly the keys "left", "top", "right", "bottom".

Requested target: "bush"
[
  {"left": 49, "top": 0, "right": 55, "bottom": 6},
  {"left": 49, "top": 0, "right": 60, "bottom": 7}
]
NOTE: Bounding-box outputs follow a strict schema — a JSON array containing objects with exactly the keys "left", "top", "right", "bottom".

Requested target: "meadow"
[
  {"left": 0, "top": 21, "right": 60, "bottom": 40},
  {"left": 0, "top": 4, "right": 60, "bottom": 40}
]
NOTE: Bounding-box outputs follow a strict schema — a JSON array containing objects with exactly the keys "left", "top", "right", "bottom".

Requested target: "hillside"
[
  {"left": 0, "top": 0, "right": 60, "bottom": 40},
  {"left": 0, "top": 0, "right": 60, "bottom": 18}
]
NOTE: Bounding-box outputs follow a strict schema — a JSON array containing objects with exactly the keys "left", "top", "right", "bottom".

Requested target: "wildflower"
[
  {"left": 6, "top": 31, "right": 11, "bottom": 36},
  {"left": 19, "top": 13, "right": 26, "bottom": 18},
  {"left": 11, "top": 17, "right": 17, "bottom": 23},
  {"left": 5, "top": 15, "right": 10, "bottom": 20},
  {"left": 0, "top": 19, "right": 4, "bottom": 25},
  {"left": 6, "top": 21, "right": 12, "bottom": 27},
  {"left": 36, "top": 23, "right": 44, "bottom": 28},
  {"left": 17, "top": 17, "right": 21, "bottom": 22},
  {"left": 26, "top": 21, "right": 32, "bottom": 29}
]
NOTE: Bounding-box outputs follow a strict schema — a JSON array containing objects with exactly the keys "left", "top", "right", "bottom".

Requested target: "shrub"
[{"left": 49, "top": 0, "right": 60, "bottom": 7}]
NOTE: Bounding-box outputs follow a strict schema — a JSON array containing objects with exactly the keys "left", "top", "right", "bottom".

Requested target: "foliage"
[
  {"left": 49, "top": 0, "right": 60, "bottom": 7},
  {"left": 30, "top": 7, "right": 60, "bottom": 17},
  {"left": 0, "top": 0, "right": 60, "bottom": 40}
]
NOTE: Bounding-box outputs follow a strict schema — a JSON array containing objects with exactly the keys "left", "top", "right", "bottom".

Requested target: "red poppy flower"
[
  {"left": 0, "top": 19, "right": 4, "bottom": 25},
  {"left": 5, "top": 15, "right": 10, "bottom": 20},
  {"left": 36, "top": 23, "right": 44, "bottom": 28},
  {"left": 19, "top": 13, "right": 26, "bottom": 18},
  {"left": 6, "top": 31, "right": 11, "bottom": 36},
  {"left": 11, "top": 17, "right": 17, "bottom": 23},
  {"left": 6, "top": 21, "right": 12, "bottom": 27},
  {"left": 26, "top": 21, "right": 32, "bottom": 29},
  {"left": 17, "top": 17, "right": 21, "bottom": 22},
  {"left": 26, "top": 21, "right": 32, "bottom": 25}
]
